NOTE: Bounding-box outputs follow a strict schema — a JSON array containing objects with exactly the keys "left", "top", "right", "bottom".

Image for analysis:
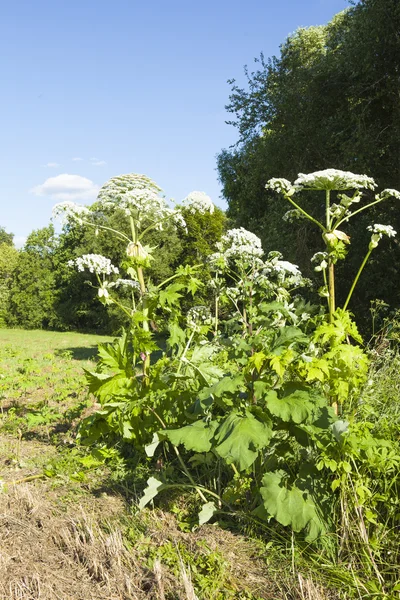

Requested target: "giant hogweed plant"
[{"left": 54, "top": 170, "right": 400, "bottom": 557}]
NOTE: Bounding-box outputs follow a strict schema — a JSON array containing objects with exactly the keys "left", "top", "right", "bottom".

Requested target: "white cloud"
[
  {"left": 91, "top": 160, "right": 107, "bottom": 166},
  {"left": 30, "top": 174, "right": 100, "bottom": 202},
  {"left": 44, "top": 162, "right": 60, "bottom": 168},
  {"left": 72, "top": 157, "right": 83, "bottom": 161}
]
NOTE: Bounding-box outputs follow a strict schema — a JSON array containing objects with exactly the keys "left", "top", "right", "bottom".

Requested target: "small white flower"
[
  {"left": 367, "top": 224, "right": 396, "bottom": 249},
  {"left": 52, "top": 202, "right": 90, "bottom": 225},
  {"left": 183, "top": 191, "right": 215, "bottom": 215},
  {"left": 272, "top": 260, "right": 301, "bottom": 276},
  {"left": 294, "top": 169, "right": 376, "bottom": 191},
  {"left": 69, "top": 254, "right": 119, "bottom": 275}
]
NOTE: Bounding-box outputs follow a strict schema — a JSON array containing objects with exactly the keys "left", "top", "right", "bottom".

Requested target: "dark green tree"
[
  {"left": 7, "top": 226, "right": 58, "bottom": 329},
  {"left": 218, "top": 0, "right": 400, "bottom": 320},
  {"left": 0, "top": 243, "right": 19, "bottom": 326},
  {"left": 0, "top": 226, "right": 14, "bottom": 246}
]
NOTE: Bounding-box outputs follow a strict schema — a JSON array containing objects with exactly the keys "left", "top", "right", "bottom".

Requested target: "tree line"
[
  {"left": 217, "top": 0, "right": 400, "bottom": 325},
  {"left": 0, "top": 209, "right": 226, "bottom": 333}
]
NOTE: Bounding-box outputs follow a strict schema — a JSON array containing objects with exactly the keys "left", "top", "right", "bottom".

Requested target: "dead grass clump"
[{"left": 0, "top": 484, "right": 149, "bottom": 600}]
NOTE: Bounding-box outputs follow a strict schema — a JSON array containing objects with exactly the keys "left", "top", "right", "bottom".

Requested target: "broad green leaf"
[
  {"left": 198, "top": 501, "right": 217, "bottom": 525},
  {"left": 164, "top": 420, "right": 219, "bottom": 453},
  {"left": 188, "top": 345, "right": 225, "bottom": 383},
  {"left": 249, "top": 351, "right": 267, "bottom": 372},
  {"left": 265, "top": 389, "right": 314, "bottom": 424},
  {"left": 260, "top": 470, "right": 325, "bottom": 541},
  {"left": 253, "top": 380, "right": 269, "bottom": 402},
  {"left": 214, "top": 411, "right": 272, "bottom": 471},
  {"left": 272, "top": 327, "right": 309, "bottom": 351},
  {"left": 139, "top": 476, "right": 166, "bottom": 509},
  {"left": 211, "top": 375, "right": 244, "bottom": 396},
  {"left": 83, "top": 369, "right": 133, "bottom": 402},
  {"left": 269, "top": 355, "right": 286, "bottom": 378}
]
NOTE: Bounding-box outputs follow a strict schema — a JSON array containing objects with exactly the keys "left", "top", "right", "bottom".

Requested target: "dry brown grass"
[
  {"left": 0, "top": 483, "right": 269, "bottom": 600},
  {"left": 0, "top": 481, "right": 339, "bottom": 600}
]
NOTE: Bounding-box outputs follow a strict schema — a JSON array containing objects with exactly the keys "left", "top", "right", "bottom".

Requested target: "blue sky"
[{"left": 1, "top": 0, "right": 350, "bottom": 246}]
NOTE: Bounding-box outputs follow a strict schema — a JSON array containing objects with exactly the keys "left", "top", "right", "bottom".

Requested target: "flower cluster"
[
  {"left": 266, "top": 178, "right": 293, "bottom": 195},
  {"left": 294, "top": 169, "right": 376, "bottom": 191},
  {"left": 110, "top": 279, "right": 140, "bottom": 290},
  {"left": 186, "top": 305, "right": 212, "bottom": 331},
  {"left": 183, "top": 191, "right": 215, "bottom": 214},
  {"left": 282, "top": 209, "right": 305, "bottom": 223},
  {"left": 68, "top": 254, "right": 119, "bottom": 275},
  {"left": 97, "top": 173, "right": 185, "bottom": 230},
  {"left": 311, "top": 251, "right": 329, "bottom": 272},
  {"left": 261, "top": 253, "right": 306, "bottom": 289},
  {"left": 376, "top": 189, "right": 400, "bottom": 201},
  {"left": 367, "top": 224, "right": 397, "bottom": 250},
  {"left": 220, "top": 227, "right": 264, "bottom": 262},
  {"left": 52, "top": 202, "right": 90, "bottom": 225}
]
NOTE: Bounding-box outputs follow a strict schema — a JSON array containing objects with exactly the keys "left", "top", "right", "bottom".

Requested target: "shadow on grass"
[{"left": 54, "top": 346, "right": 99, "bottom": 361}]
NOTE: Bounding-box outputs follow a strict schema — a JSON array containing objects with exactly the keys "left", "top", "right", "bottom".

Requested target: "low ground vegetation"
[{"left": 0, "top": 329, "right": 341, "bottom": 600}]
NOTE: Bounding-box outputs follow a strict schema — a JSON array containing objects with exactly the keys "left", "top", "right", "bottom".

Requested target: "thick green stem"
[
  {"left": 325, "top": 190, "right": 336, "bottom": 323},
  {"left": 325, "top": 189, "right": 331, "bottom": 230},
  {"left": 129, "top": 216, "right": 151, "bottom": 382},
  {"left": 214, "top": 295, "right": 219, "bottom": 336},
  {"left": 343, "top": 249, "right": 373, "bottom": 312},
  {"left": 328, "top": 262, "right": 335, "bottom": 322}
]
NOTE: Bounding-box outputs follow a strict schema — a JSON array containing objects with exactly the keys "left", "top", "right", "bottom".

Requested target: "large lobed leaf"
[
  {"left": 214, "top": 411, "right": 272, "bottom": 471},
  {"left": 259, "top": 470, "right": 326, "bottom": 542}
]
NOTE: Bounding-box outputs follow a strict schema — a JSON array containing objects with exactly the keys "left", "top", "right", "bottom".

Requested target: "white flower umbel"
[
  {"left": 294, "top": 169, "right": 376, "bottom": 191},
  {"left": 68, "top": 254, "right": 119, "bottom": 275},
  {"left": 52, "top": 202, "right": 90, "bottom": 225},
  {"left": 186, "top": 305, "right": 212, "bottom": 331},
  {"left": 183, "top": 191, "right": 215, "bottom": 214},
  {"left": 266, "top": 178, "right": 293, "bottom": 195},
  {"left": 97, "top": 173, "right": 181, "bottom": 230},
  {"left": 111, "top": 279, "right": 141, "bottom": 289},
  {"left": 367, "top": 224, "right": 397, "bottom": 249},
  {"left": 221, "top": 227, "right": 264, "bottom": 261},
  {"left": 262, "top": 254, "right": 306, "bottom": 288},
  {"left": 377, "top": 188, "right": 400, "bottom": 201}
]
